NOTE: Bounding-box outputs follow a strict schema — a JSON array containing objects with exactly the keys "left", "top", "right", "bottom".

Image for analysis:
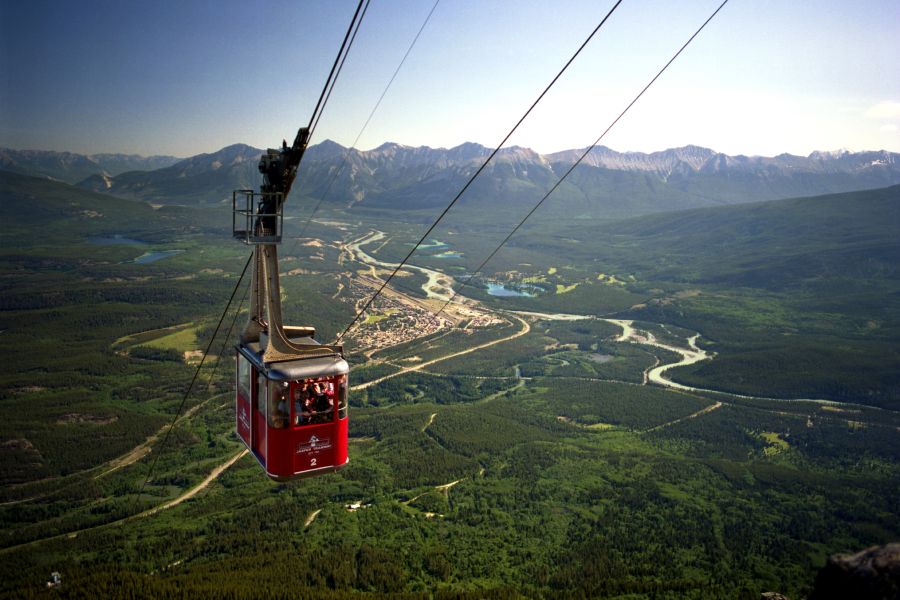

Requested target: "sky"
[{"left": 1, "top": 0, "right": 898, "bottom": 158}]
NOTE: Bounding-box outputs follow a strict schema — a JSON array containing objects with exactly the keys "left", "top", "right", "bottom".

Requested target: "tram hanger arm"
[
  {"left": 281, "top": 126, "right": 311, "bottom": 198},
  {"left": 258, "top": 126, "right": 311, "bottom": 203}
]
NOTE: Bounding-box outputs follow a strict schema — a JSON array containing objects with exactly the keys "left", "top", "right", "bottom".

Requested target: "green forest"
[{"left": 1, "top": 172, "right": 898, "bottom": 598}]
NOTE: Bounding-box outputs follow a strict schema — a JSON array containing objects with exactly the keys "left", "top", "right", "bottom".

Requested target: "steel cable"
[
  {"left": 290, "top": 0, "right": 441, "bottom": 253},
  {"left": 335, "top": 0, "right": 626, "bottom": 343},
  {"left": 433, "top": 0, "right": 731, "bottom": 319}
]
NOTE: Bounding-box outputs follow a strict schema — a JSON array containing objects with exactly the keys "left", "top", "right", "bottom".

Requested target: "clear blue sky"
[{"left": 2, "top": 0, "right": 898, "bottom": 157}]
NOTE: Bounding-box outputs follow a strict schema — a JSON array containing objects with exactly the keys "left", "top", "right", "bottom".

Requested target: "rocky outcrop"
[{"left": 809, "top": 543, "right": 900, "bottom": 600}]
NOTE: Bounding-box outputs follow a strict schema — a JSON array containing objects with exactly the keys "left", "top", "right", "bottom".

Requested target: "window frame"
[
  {"left": 292, "top": 376, "right": 339, "bottom": 428},
  {"left": 237, "top": 354, "right": 253, "bottom": 400},
  {"left": 268, "top": 380, "right": 290, "bottom": 428}
]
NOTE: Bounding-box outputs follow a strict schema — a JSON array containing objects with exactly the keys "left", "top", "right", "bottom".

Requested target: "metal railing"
[{"left": 232, "top": 190, "right": 284, "bottom": 244}]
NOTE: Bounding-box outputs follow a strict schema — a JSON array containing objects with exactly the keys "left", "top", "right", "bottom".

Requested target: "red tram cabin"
[
  {"left": 235, "top": 338, "right": 349, "bottom": 481},
  {"left": 230, "top": 126, "right": 350, "bottom": 481}
]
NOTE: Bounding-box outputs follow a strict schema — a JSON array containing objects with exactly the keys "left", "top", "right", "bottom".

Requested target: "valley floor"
[{"left": 2, "top": 220, "right": 898, "bottom": 600}]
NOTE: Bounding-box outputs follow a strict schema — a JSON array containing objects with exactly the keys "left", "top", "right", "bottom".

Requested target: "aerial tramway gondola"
[{"left": 232, "top": 127, "right": 349, "bottom": 481}]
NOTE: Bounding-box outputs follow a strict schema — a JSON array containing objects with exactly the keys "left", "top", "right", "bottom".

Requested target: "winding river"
[
  {"left": 522, "top": 312, "right": 852, "bottom": 406},
  {"left": 346, "top": 233, "right": 712, "bottom": 393},
  {"left": 604, "top": 319, "right": 711, "bottom": 391},
  {"left": 516, "top": 313, "right": 713, "bottom": 391},
  {"left": 347, "top": 231, "right": 455, "bottom": 301},
  {"left": 347, "top": 234, "right": 851, "bottom": 407}
]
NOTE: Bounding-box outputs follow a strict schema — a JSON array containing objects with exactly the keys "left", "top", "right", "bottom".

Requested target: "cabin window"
[
  {"left": 237, "top": 355, "right": 252, "bottom": 399},
  {"left": 337, "top": 375, "right": 348, "bottom": 420},
  {"left": 268, "top": 381, "right": 290, "bottom": 428},
  {"left": 293, "top": 378, "right": 335, "bottom": 426},
  {"left": 257, "top": 376, "right": 266, "bottom": 415}
]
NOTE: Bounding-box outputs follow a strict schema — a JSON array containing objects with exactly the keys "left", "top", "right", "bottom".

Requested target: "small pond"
[
  {"left": 587, "top": 353, "right": 614, "bottom": 364},
  {"left": 486, "top": 283, "right": 541, "bottom": 297},
  {"left": 415, "top": 239, "right": 448, "bottom": 250},
  {"left": 90, "top": 235, "right": 145, "bottom": 246},
  {"left": 133, "top": 250, "right": 185, "bottom": 264}
]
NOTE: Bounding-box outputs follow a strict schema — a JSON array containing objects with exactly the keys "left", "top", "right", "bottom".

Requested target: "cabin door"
[
  {"left": 252, "top": 372, "right": 267, "bottom": 464},
  {"left": 235, "top": 355, "right": 253, "bottom": 447}
]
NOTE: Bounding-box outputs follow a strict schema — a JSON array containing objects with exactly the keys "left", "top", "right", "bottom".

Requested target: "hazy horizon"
[
  {"left": 2, "top": 0, "right": 898, "bottom": 159},
  {"left": 4, "top": 137, "right": 897, "bottom": 163}
]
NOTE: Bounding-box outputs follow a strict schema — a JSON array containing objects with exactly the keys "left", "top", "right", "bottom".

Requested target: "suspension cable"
[
  {"left": 307, "top": 0, "right": 369, "bottom": 140},
  {"left": 128, "top": 2, "right": 373, "bottom": 512},
  {"left": 434, "top": 0, "right": 731, "bottom": 319},
  {"left": 335, "top": 0, "right": 625, "bottom": 343},
  {"left": 291, "top": 0, "right": 441, "bottom": 250},
  {"left": 203, "top": 275, "right": 252, "bottom": 397},
  {"left": 309, "top": 1, "right": 371, "bottom": 139},
  {"left": 132, "top": 252, "right": 252, "bottom": 509}
]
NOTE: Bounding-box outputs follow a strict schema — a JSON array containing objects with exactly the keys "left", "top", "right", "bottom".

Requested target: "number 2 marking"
[{"left": 310, "top": 458, "right": 317, "bottom": 466}]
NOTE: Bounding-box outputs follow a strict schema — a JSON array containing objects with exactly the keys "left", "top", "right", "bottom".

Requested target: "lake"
[
  {"left": 90, "top": 235, "right": 145, "bottom": 246},
  {"left": 486, "top": 283, "right": 539, "bottom": 297},
  {"left": 416, "top": 239, "right": 448, "bottom": 250},
  {"left": 133, "top": 250, "right": 185, "bottom": 264},
  {"left": 588, "top": 353, "right": 614, "bottom": 363}
]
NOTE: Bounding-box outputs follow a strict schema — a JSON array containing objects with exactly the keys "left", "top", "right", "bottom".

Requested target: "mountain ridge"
[
  {"left": 5, "top": 141, "right": 900, "bottom": 214},
  {"left": 295, "top": 140, "right": 900, "bottom": 217},
  {"left": 77, "top": 144, "right": 265, "bottom": 204},
  {"left": 0, "top": 147, "right": 181, "bottom": 184}
]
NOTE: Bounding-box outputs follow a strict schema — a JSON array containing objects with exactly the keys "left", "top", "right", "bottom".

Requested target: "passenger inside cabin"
[
  {"left": 292, "top": 380, "right": 335, "bottom": 425},
  {"left": 294, "top": 386, "right": 306, "bottom": 425},
  {"left": 312, "top": 382, "right": 334, "bottom": 423},
  {"left": 297, "top": 395, "right": 315, "bottom": 425},
  {"left": 270, "top": 383, "right": 289, "bottom": 428},
  {"left": 294, "top": 382, "right": 311, "bottom": 425},
  {"left": 337, "top": 375, "right": 348, "bottom": 420}
]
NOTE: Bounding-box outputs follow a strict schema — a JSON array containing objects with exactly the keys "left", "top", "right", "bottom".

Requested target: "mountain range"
[
  {"left": 0, "top": 148, "right": 180, "bottom": 184},
  {"left": 76, "top": 143, "right": 262, "bottom": 206},
  {"left": 3, "top": 142, "right": 899, "bottom": 217}
]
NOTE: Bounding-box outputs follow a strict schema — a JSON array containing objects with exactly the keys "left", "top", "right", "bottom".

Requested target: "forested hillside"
[{"left": 1, "top": 167, "right": 897, "bottom": 599}]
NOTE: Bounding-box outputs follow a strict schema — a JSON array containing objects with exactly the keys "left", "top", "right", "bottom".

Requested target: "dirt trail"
[
  {"left": 404, "top": 478, "right": 464, "bottom": 506},
  {"left": 304, "top": 508, "right": 323, "bottom": 528},
  {"left": 139, "top": 449, "right": 248, "bottom": 517},
  {"left": 95, "top": 395, "right": 221, "bottom": 480},
  {"left": 95, "top": 440, "right": 156, "bottom": 480},
  {"left": 435, "top": 479, "right": 462, "bottom": 493},
  {"left": 3, "top": 394, "right": 225, "bottom": 508},
  {"left": 1, "top": 448, "right": 249, "bottom": 554},
  {"left": 423, "top": 412, "right": 437, "bottom": 432},
  {"left": 646, "top": 401, "right": 723, "bottom": 433}
]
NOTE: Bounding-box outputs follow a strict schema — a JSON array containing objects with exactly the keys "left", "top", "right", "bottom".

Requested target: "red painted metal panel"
[
  {"left": 291, "top": 422, "right": 338, "bottom": 475},
  {"left": 236, "top": 391, "right": 251, "bottom": 448},
  {"left": 252, "top": 373, "right": 267, "bottom": 465},
  {"left": 259, "top": 374, "right": 349, "bottom": 480},
  {"left": 235, "top": 353, "right": 349, "bottom": 481}
]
